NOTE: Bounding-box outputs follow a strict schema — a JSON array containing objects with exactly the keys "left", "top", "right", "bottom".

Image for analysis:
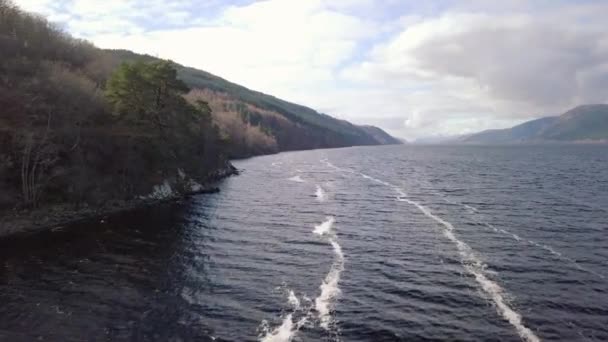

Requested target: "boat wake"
[
  {"left": 259, "top": 290, "right": 309, "bottom": 342},
  {"left": 313, "top": 216, "right": 345, "bottom": 331},
  {"left": 393, "top": 190, "right": 541, "bottom": 342},
  {"left": 259, "top": 187, "right": 344, "bottom": 341},
  {"left": 315, "top": 185, "right": 327, "bottom": 202},
  {"left": 442, "top": 195, "right": 606, "bottom": 280},
  {"left": 313, "top": 216, "right": 335, "bottom": 236},
  {"left": 288, "top": 175, "right": 305, "bottom": 183},
  {"left": 324, "top": 159, "right": 541, "bottom": 342}
]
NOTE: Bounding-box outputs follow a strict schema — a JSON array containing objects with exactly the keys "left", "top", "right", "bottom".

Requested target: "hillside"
[
  {"left": 358, "top": 125, "right": 403, "bottom": 145},
  {"left": 0, "top": 0, "right": 238, "bottom": 213},
  {"left": 105, "top": 49, "right": 400, "bottom": 157},
  {"left": 462, "top": 105, "right": 608, "bottom": 143},
  {"left": 0, "top": 1, "right": 398, "bottom": 216}
]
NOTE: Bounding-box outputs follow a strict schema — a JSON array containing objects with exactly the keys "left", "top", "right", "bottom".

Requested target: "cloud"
[
  {"left": 339, "top": 4, "right": 608, "bottom": 138},
  {"left": 15, "top": 0, "right": 608, "bottom": 139},
  {"left": 88, "top": 0, "right": 377, "bottom": 99},
  {"left": 16, "top": 0, "right": 224, "bottom": 35},
  {"left": 410, "top": 13, "right": 607, "bottom": 110}
]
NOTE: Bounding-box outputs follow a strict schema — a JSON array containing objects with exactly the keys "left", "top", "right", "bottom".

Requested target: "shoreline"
[{"left": 0, "top": 165, "right": 239, "bottom": 240}]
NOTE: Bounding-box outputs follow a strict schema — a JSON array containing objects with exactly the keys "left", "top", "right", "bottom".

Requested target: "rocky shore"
[{"left": 0, "top": 163, "right": 239, "bottom": 239}]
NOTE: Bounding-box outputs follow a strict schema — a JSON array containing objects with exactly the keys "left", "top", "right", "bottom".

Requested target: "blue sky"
[{"left": 17, "top": 0, "right": 608, "bottom": 139}]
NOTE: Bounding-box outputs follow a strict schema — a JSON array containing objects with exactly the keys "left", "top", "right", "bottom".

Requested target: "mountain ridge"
[
  {"left": 461, "top": 104, "right": 608, "bottom": 144},
  {"left": 104, "top": 49, "right": 401, "bottom": 156},
  {"left": 0, "top": 0, "right": 399, "bottom": 228}
]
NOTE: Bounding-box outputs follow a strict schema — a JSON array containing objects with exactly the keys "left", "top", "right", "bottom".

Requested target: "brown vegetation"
[
  {"left": 186, "top": 89, "right": 280, "bottom": 157},
  {"left": 0, "top": 0, "right": 398, "bottom": 221},
  {"left": 0, "top": 0, "right": 230, "bottom": 212}
]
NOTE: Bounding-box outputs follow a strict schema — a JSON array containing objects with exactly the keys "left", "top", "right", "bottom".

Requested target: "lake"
[{"left": 1, "top": 145, "right": 607, "bottom": 341}]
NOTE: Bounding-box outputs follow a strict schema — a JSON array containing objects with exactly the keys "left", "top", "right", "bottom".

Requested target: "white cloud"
[
  {"left": 338, "top": 5, "right": 608, "bottom": 138},
  {"left": 90, "top": 0, "right": 377, "bottom": 100},
  {"left": 14, "top": 0, "right": 608, "bottom": 139}
]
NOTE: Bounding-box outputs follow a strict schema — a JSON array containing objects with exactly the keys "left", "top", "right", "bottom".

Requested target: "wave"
[
  {"left": 260, "top": 216, "right": 345, "bottom": 340},
  {"left": 322, "top": 159, "right": 354, "bottom": 174},
  {"left": 393, "top": 195, "right": 541, "bottom": 342},
  {"left": 541, "top": 188, "right": 608, "bottom": 214},
  {"left": 315, "top": 185, "right": 327, "bottom": 202},
  {"left": 260, "top": 202, "right": 345, "bottom": 341},
  {"left": 325, "top": 160, "right": 541, "bottom": 342},
  {"left": 315, "top": 238, "right": 345, "bottom": 330},
  {"left": 259, "top": 315, "right": 309, "bottom": 342},
  {"left": 260, "top": 314, "right": 296, "bottom": 342},
  {"left": 453, "top": 200, "right": 605, "bottom": 280},
  {"left": 262, "top": 169, "right": 345, "bottom": 338},
  {"left": 288, "top": 175, "right": 305, "bottom": 183},
  {"left": 405, "top": 177, "right": 606, "bottom": 281},
  {"left": 287, "top": 290, "right": 300, "bottom": 308},
  {"left": 314, "top": 217, "right": 335, "bottom": 236},
  {"left": 259, "top": 290, "right": 308, "bottom": 342},
  {"left": 312, "top": 216, "right": 345, "bottom": 331},
  {"left": 360, "top": 173, "right": 392, "bottom": 187},
  {"left": 463, "top": 204, "right": 479, "bottom": 213}
]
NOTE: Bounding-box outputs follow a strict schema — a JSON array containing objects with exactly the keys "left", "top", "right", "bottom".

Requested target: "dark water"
[{"left": 1, "top": 145, "right": 607, "bottom": 341}]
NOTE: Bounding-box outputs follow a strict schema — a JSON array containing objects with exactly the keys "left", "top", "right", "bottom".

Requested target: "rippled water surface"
[{"left": 1, "top": 145, "right": 607, "bottom": 341}]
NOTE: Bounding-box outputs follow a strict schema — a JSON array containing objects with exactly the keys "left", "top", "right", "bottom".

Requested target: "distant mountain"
[
  {"left": 412, "top": 134, "right": 466, "bottom": 144},
  {"left": 462, "top": 105, "right": 608, "bottom": 143},
  {"left": 105, "top": 50, "right": 401, "bottom": 155}
]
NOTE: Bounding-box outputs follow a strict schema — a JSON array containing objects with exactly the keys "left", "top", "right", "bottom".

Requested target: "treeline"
[
  {"left": 0, "top": 0, "right": 230, "bottom": 210},
  {"left": 186, "top": 89, "right": 282, "bottom": 157},
  {"left": 108, "top": 50, "right": 400, "bottom": 154},
  {"left": 186, "top": 88, "right": 379, "bottom": 157},
  {"left": 0, "top": 0, "right": 400, "bottom": 213}
]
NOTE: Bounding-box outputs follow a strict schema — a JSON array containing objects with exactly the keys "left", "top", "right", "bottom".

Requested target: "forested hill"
[
  {"left": 358, "top": 125, "right": 403, "bottom": 145},
  {"left": 0, "top": 0, "right": 397, "bottom": 215},
  {"left": 105, "top": 49, "right": 400, "bottom": 157},
  {"left": 461, "top": 104, "right": 608, "bottom": 144}
]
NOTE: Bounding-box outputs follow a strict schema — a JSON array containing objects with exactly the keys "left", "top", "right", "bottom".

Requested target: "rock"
[
  {"left": 188, "top": 187, "right": 220, "bottom": 196},
  {"left": 0, "top": 162, "right": 238, "bottom": 239}
]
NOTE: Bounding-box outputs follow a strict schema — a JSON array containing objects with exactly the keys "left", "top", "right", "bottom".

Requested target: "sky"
[{"left": 16, "top": 0, "right": 608, "bottom": 140}]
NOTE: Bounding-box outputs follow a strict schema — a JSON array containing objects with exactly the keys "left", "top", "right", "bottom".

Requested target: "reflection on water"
[
  {"left": 1, "top": 145, "right": 607, "bottom": 342},
  {"left": 0, "top": 201, "right": 220, "bottom": 341}
]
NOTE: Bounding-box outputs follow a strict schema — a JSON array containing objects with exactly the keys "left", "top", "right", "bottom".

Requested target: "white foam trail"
[
  {"left": 464, "top": 204, "right": 479, "bottom": 213},
  {"left": 259, "top": 191, "right": 342, "bottom": 340},
  {"left": 259, "top": 291, "right": 307, "bottom": 342},
  {"left": 310, "top": 216, "right": 345, "bottom": 331},
  {"left": 288, "top": 175, "right": 305, "bottom": 183},
  {"left": 322, "top": 159, "right": 354, "bottom": 174},
  {"left": 260, "top": 314, "right": 296, "bottom": 342},
  {"left": 527, "top": 240, "right": 605, "bottom": 279},
  {"left": 359, "top": 173, "right": 393, "bottom": 187},
  {"left": 288, "top": 290, "right": 300, "bottom": 309},
  {"left": 458, "top": 203, "right": 605, "bottom": 279},
  {"left": 260, "top": 217, "right": 343, "bottom": 340},
  {"left": 315, "top": 238, "right": 345, "bottom": 330},
  {"left": 313, "top": 217, "right": 335, "bottom": 236},
  {"left": 315, "top": 185, "right": 327, "bottom": 202},
  {"left": 339, "top": 168, "right": 541, "bottom": 342},
  {"left": 419, "top": 184, "right": 605, "bottom": 280},
  {"left": 394, "top": 196, "right": 540, "bottom": 342}
]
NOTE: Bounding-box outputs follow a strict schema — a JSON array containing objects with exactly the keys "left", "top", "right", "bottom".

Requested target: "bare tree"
[{"left": 20, "top": 111, "right": 57, "bottom": 208}]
